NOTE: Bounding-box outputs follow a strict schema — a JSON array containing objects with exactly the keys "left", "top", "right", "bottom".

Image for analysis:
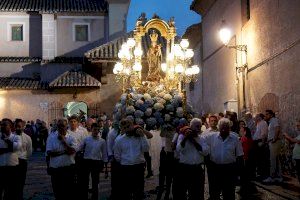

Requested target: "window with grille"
[
  {"left": 75, "top": 25, "right": 89, "bottom": 41},
  {"left": 11, "top": 25, "right": 23, "bottom": 41}
]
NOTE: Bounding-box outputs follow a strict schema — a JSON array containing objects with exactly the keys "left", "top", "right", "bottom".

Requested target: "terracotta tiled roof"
[
  {"left": 0, "top": 77, "right": 48, "bottom": 90},
  {"left": 0, "top": 57, "right": 84, "bottom": 63},
  {"left": 0, "top": 0, "right": 108, "bottom": 13},
  {"left": 85, "top": 32, "right": 175, "bottom": 61},
  {"left": 49, "top": 70, "right": 101, "bottom": 88},
  {"left": 0, "top": 57, "right": 42, "bottom": 63}
]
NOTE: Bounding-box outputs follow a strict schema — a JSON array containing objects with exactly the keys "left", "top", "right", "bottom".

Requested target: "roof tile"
[
  {"left": 49, "top": 70, "right": 101, "bottom": 88},
  {"left": 0, "top": 0, "right": 108, "bottom": 13}
]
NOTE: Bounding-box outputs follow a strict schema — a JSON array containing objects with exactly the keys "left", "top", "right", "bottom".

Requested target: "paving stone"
[{"left": 24, "top": 152, "right": 298, "bottom": 200}]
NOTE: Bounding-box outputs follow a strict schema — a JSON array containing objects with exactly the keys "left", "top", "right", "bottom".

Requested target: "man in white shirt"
[
  {"left": 205, "top": 118, "right": 244, "bottom": 200},
  {"left": 46, "top": 118, "right": 77, "bottom": 200},
  {"left": 80, "top": 123, "right": 108, "bottom": 200},
  {"left": 263, "top": 110, "right": 283, "bottom": 183},
  {"left": 175, "top": 118, "right": 209, "bottom": 200},
  {"left": 202, "top": 115, "right": 218, "bottom": 199},
  {"left": 107, "top": 122, "right": 122, "bottom": 200},
  {"left": 68, "top": 115, "right": 89, "bottom": 199},
  {"left": 113, "top": 119, "right": 150, "bottom": 200},
  {"left": 14, "top": 119, "right": 32, "bottom": 199},
  {"left": 157, "top": 124, "right": 176, "bottom": 200},
  {"left": 253, "top": 113, "right": 269, "bottom": 179},
  {"left": 0, "top": 118, "right": 22, "bottom": 200}
]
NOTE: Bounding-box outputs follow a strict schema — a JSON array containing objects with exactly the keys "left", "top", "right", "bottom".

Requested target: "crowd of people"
[{"left": 0, "top": 109, "right": 299, "bottom": 200}]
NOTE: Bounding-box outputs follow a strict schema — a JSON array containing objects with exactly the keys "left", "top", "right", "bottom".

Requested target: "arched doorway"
[{"left": 64, "top": 101, "right": 88, "bottom": 120}]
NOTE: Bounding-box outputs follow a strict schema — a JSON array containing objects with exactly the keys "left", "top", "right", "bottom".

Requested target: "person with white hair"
[
  {"left": 174, "top": 118, "right": 209, "bottom": 200},
  {"left": 205, "top": 118, "right": 244, "bottom": 200}
]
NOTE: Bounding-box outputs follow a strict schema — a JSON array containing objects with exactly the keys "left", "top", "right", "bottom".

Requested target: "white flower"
[
  {"left": 158, "top": 98, "right": 166, "bottom": 105},
  {"left": 176, "top": 107, "right": 184, "bottom": 117},
  {"left": 145, "top": 108, "right": 152, "bottom": 117},
  {"left": 126, "top": 106, "right": 135, "bottom": 115},
  {"left": 163, "top": 94, "right": 172, "bottom": 101},
  {"left": 137, "top": 94, "right": 144, "bottom": 99},
  {"left": 164, "top": 114, "right": 171, "bottom": 122},
  {"left": 134, "top": 110, "right": 144, "bottom": 118},
  {"left": 143, "top": 93, "right": 151, "bottom": 100},
  {"left": 131, "top": 93, "right": 139, "bottom": 100},
  {"left": 135, "top": 99, "right": 144, "bottom": 107},
  {"left": 154, "top": 103, "right": 164, "bottom": 111},
  {"left": 158, "top": 92, "right": 166, "bottom": 98}
]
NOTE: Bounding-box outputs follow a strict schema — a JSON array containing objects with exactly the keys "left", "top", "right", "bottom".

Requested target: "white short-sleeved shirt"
[
  {"left": 107, "top": 128, "right": 119, "bottom": 157},
  {"left": 201, "top": 127, "right": 218, "bottom": 139},
  {"left": 253, "top": 120, "right": 268, "bottom": 141},
  {"left": 0, "top": 133, "right": 22, "bottom": 166},
  {"left": 268, "top": 117, "right": 280, "bottom": 140},
  {"left": 68, "top": 127, "right": 89, "bottom": 151},
  {"left": 81, "top": 136, "right": 108, "bottom": 162},
  {"left": 46, "top": 133, "right": 76, "bottom": 168},
  {"left": 17, "top": 133, "right": 32, "bottom": 160},
  {"left": 293, "top": 135, "right": 300, "bottom": 160},
  {"left": 176, "top": 134, "right": 209, "bottom": 165},
  {"left": 114, "top": 135, "right": 149, "bottom": 165},
  {"left": 205, "top": 132, "right": 244, "bottom": 164}
]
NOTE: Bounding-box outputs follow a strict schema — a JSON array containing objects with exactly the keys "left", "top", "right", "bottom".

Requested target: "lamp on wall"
[
  {"left": 219, "top": 20, "right": 248, "bottom": 112},
  {"left": 219, "top": 20, "right": 247, "bottom": 53}
]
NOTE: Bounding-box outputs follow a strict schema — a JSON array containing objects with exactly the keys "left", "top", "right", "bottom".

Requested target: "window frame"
[
  {"left": 7, "top": 22, "right": 25, "bottom": 42},
  {"left": 72, "top": 22, "right": 91, "bottom": 42}
]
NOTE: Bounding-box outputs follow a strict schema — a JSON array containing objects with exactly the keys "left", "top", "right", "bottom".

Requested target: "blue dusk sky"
[{"left": 127, "top": 0, "right": 201, "bottom": 36}]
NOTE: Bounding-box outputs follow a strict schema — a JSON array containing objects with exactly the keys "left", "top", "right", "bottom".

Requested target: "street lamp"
[
  {"left": 219, "top": 20, "right": 247, "bottom": 52},
  {"left": 219, "top": 20, "right": 248, "bottom": 112}
]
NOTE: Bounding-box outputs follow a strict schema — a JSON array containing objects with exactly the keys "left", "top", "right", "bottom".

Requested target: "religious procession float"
[{"left": 112, "top": 14, "right": 200, "bottom": 135}]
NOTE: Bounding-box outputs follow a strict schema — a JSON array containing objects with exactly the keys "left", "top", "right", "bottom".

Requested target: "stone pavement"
[{"left": 24, "top": 152, "right": 299, "bottom": 200}]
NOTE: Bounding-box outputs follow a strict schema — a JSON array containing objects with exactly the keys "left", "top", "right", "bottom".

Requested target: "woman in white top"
[{"left": 80, "top": 123, "right": 108, "bottom": 200}]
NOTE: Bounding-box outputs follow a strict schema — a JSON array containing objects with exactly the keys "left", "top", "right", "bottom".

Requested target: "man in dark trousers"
[
  {"left": 175, "top": 118, "right": 209, "bottom": 200},
  {"left": 114, "top": 119, "right": 151, "bottom": 200},
  {"left": 205, "top": 118, "right": 244, "bottom": 200},
  {"left": 0, "top": 118, "right": 22, "bottom": 200}
]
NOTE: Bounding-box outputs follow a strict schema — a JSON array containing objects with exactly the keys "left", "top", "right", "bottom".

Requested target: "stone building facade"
[
  {"left": 0, "top": 0, "right": 130, "bottom": 123},
  {"left": 188, "top": 0, "right": 300, "bottom": 130}
]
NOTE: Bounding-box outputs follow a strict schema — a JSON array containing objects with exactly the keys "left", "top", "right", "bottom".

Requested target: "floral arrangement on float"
[{"left": 113, "top": 88, "right": 194, "bottom": 131}]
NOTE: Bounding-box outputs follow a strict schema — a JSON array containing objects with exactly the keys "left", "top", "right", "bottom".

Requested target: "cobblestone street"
[{"left": 23, "top": 152, "right": 300, "bottom": 200}]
